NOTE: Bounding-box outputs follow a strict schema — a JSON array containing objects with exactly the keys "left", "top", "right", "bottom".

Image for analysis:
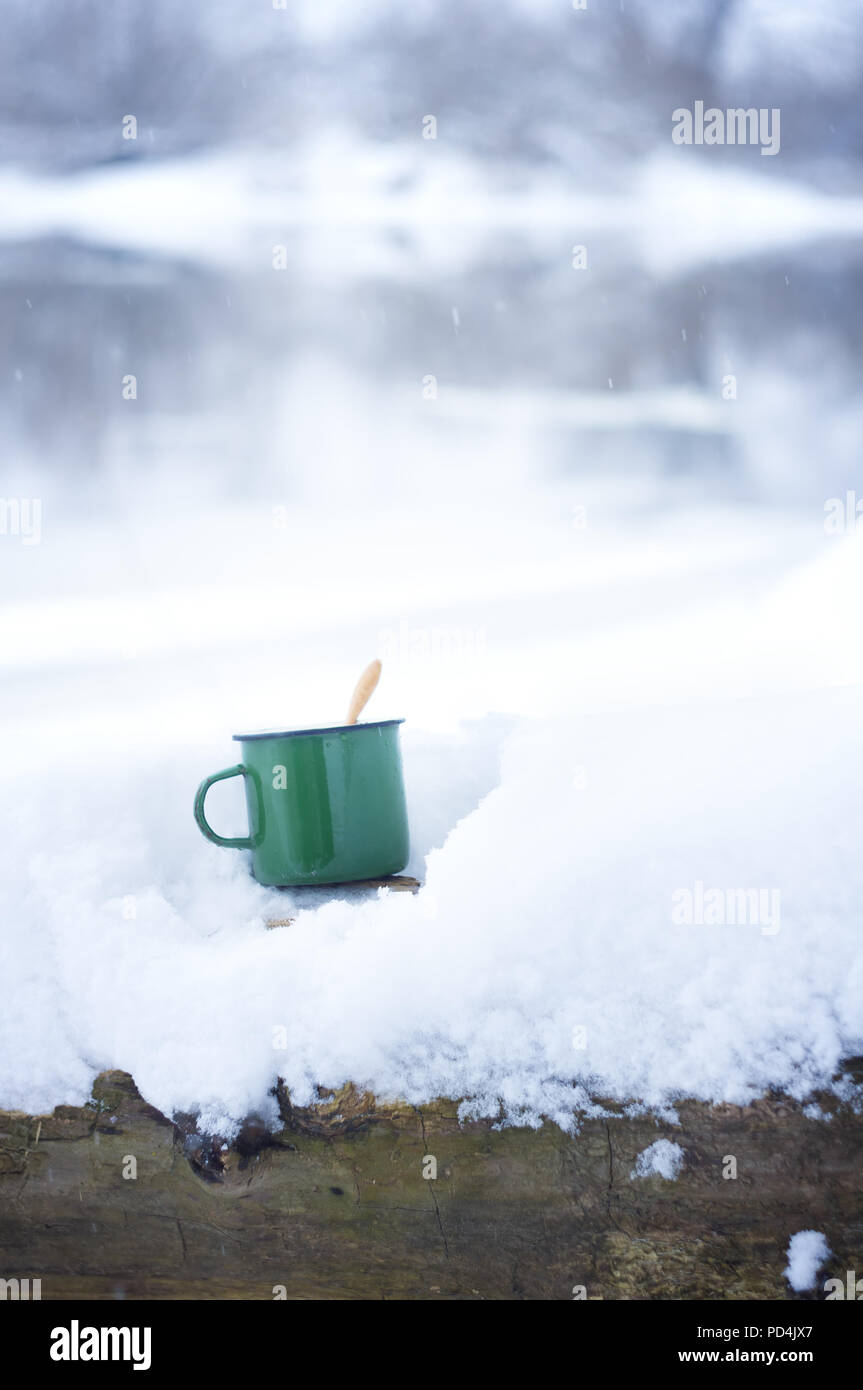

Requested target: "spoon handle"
[{"left": 345, "top": 658, "right": 382, "bottom": 725}]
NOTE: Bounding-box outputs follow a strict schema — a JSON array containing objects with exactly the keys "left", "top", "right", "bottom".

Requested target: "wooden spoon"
[{"left": 345, "top": 658, "right": 382, "bottom": 725}]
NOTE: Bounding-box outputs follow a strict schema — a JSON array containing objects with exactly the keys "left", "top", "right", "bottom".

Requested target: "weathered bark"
[{"left": 0, "top": 1070, "right": 860, "bottom": 1300}]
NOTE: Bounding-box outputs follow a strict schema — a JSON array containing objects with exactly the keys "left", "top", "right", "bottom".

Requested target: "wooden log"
[
  {"left": 265, "top": 875, "right": 421, "bottom": 928},
  {"left": 0, "top": 1070, "right": 860, "bottom": 1300}
]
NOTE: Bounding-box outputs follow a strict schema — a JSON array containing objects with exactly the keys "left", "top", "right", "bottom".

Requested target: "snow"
[
  {"left": 1, "top": 508, "right": 862, "bottom": 1136},
  {"left": 2, "top": 147, "right": 861, "bottom": 279},
  {"left": 719, "top": 1, "right": 863, "bottom": 89},
  {"left": 783, "top": 1231, "right": 832, "bottom": 1293},
  {"left": 2, "top": 119, "right": 862, "bottom": 1136},
  {"left": 631, "top": 1141, "right": 685, "bottom": 1182}
]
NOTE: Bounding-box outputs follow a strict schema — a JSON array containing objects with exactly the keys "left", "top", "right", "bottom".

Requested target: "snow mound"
[
  {"left": 631, "top": 1140, "right": 685, "bottom": 1181},
  {"left": 783, "top": 1231, "right": 831, "bottom": 1293},
  {"left": 1, "top": 676, "right": 861, "bottom": 1136}
]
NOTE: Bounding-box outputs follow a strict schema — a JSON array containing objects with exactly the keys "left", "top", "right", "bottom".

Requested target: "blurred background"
[{"left": 1, "top": 0, "right": 862, "bottom": 770}]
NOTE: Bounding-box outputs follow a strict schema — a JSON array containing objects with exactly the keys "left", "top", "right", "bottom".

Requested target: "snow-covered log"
[{"left": 0, "top": 1069, "right": 859, "bottom": 1301}]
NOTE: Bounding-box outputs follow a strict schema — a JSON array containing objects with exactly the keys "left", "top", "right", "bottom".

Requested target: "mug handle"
[{"left": 194, "top": 764, "right": 256, "bottom": 849}]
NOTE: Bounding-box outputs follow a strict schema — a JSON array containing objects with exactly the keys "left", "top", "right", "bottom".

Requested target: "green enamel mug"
[{"left": 194, "top": 719, "right": 410, "bottom": 887}]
